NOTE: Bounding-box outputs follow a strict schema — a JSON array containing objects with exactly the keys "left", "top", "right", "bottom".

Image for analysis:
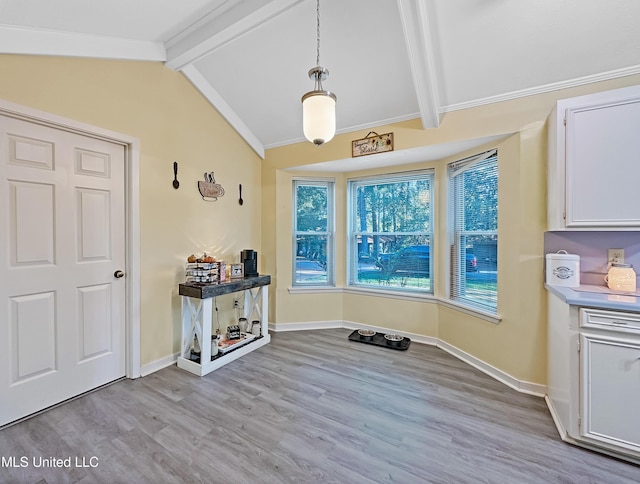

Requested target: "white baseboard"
[
  {"left": 142, "top": 322, "right": 547, "bottom": 397},
  {"left": 268, "top": 320, "right": 343, "bottom": 332},
  {"left": 545, "top": 395, "right": 568, "bottom": 441},
  {"left": 140, "top": 352, "right": 179, "bottom": 377},
  {"left": 270, "top": 320, "right": 546, "bottom": 397},
  {"left": 437, "top": 339, "right": 546, "bottom": 397}
]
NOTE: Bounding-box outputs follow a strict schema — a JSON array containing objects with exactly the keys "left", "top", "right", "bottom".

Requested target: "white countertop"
[{"left": 545, "top": 283, "right": 640, "bottom": 312}]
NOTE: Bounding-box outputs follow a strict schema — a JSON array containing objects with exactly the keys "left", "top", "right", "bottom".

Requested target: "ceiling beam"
[
  {"left": 0, "top": 25, "right": 165, "bottom": 61},
  {"left": 181, "top": 64, "right": 265, "bottom": 159},
  {"left": 165, "top": 0, "right": 304, "bottom": 71},
  {"left": 396, "top": 0, "right": 442, "bottom": 129}
]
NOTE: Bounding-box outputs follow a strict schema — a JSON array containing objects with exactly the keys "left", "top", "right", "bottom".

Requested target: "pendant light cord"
[
  {"left": 302, "top": 0, "right": 336, "bottom": 146},
  {"left": 316, "top": 0, "right": 320, "bottom": 67}
]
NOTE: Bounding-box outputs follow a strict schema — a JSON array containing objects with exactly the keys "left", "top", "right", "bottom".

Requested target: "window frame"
[
  {"left": 292, "top": 177, "right": 335, "bottom": 287},
  {"left": 448, "top": 150, "right": 498, "bottom": 313},
  {"left": 347, "top": 170, "right": 435, "bottom": 294}
]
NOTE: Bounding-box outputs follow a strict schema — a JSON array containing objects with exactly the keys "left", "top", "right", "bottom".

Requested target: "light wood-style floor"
[{"left": 1, "top": 329, "right": 638, "bottom": 483}]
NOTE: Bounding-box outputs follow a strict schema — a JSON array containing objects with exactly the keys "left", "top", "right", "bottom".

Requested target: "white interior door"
[{"left": 0, "top": 115, "right": 126, "bottom": 426}]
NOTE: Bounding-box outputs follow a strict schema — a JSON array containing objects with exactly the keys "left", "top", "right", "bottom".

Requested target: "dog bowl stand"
[{"left": 348, "top": 330, "right": 411, "bottom": 350}]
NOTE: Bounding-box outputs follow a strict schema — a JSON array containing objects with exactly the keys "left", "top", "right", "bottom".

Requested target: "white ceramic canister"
[{"left": 545, "top": 250, "right": 580, "bottom": 288}]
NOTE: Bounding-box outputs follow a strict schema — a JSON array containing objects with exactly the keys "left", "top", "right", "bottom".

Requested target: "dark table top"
[{"left": 179, "top": 275, "right": 271, "bottom": 299}]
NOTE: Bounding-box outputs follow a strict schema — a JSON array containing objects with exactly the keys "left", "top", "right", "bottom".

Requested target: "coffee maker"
[{"left": 241, "top": 249, "right": 258, "bottom": 277}]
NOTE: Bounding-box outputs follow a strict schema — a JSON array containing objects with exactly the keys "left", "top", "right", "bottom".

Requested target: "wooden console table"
[{"left": 177, "top": 275, "right": 271, "bottom": 376}]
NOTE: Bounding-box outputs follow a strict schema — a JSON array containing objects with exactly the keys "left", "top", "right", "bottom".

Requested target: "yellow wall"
[
  {"left": 0, "top": 55, "right": 263, "bottom": 366},
  {"left": 264, "top": 74, "right": 640, "bottom": 386},
  {"left": 436, "top": 128, "right": 547, "bottom": 384},
  {"left": 3, "top": 52, "right": 639, "bottom": 386}
]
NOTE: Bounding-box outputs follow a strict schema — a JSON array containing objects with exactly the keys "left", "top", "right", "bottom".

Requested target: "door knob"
[{"left": 114, "top": 270, "right": 125, "bottom": 279}]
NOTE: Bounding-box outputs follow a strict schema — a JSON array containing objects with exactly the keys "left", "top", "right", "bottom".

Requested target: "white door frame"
[{"left": 0, "top": 99, "right": 141, "bottom": 378}]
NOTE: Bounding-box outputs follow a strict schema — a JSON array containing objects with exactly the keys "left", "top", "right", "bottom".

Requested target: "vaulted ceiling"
[{"left": 1, "top": 0, "right": 639, "bottom": 159}]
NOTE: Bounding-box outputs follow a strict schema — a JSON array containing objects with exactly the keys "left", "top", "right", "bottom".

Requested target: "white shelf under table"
[{"left": 177, "top": 275, "right": 271, "bottom": 376}]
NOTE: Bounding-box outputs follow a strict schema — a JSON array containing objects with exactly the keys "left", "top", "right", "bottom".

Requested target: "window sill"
[
  {"left": 437, "top": 298, "right": 502, "bottom": 324},
  {"left": 288, "top": 286, "right": 341, "bottom": 294},
  {"left": 343, "top": 286, "right": 437, "bottom": 303}
]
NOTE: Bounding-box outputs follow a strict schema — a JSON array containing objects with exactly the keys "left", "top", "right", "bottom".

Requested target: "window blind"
[{"left": 448, "top": 150, "right": 498, "bottom": 312}]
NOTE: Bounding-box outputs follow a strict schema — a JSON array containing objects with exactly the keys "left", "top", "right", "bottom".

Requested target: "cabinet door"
[
  {"left": 565, "top": 96, "right": 640, "bottom": 227},
  {"left": 580, "top": 334, "right": 640, "bottom": 453}
]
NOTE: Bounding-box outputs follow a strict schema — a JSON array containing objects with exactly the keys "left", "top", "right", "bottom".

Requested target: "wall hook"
[{"left": 172, "top": 161, "right": 180, "bottom": 189}]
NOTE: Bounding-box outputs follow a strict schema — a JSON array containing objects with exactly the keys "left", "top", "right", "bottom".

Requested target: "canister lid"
[{"left": 546, "top": 250, "right": 579, "bottom": 261}]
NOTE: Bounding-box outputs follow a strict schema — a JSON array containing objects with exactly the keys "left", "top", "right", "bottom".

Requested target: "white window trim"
[
  {"left": 288, "top": 286, "right": 343, "bottom": 294},
  {"left": 292, "top": 177, "right": 335, "bottom": 287},
  {"left": 447, "top": 150, "right": 498, "bottom": 314},
  {"left": 343, "top": 286, "right": 437, "bottom": 303},
  {"left": 347, "top": 169, "right": 435, "bottom": 293},
  {"left": 437, "top": 298, "right": 502, "bottom": 324}
]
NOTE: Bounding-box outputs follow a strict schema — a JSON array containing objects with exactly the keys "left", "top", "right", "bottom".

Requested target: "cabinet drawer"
[{"left": 580, "top": 308, "right": 640, "bottom": 334}]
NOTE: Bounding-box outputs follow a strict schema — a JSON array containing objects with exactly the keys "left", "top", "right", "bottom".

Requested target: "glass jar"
[
  {"left": 211, "top": 335, "right": 219, "bottom": 357},
  {"left": 251, "top": 320, "right": 261, "bottom": 336}
]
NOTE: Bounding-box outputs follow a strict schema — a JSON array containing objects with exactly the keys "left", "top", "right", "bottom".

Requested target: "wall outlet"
[
  {"left": 608, "top": 248, "right": 625, "bottom": 264},
  {"left": 233, "top": 299, "right": 240, "bottom": 308}
]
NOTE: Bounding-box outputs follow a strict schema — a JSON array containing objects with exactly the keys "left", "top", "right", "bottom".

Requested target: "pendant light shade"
[
  {"left": 301, "top": 0, "right": 336, "bottom": 146},
  {"left": 302, "top": 67, "right": 336, "bottom": 146}
]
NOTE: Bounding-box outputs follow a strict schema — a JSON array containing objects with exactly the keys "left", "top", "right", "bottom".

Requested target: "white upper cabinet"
[{"left": 548, "top": 85, "right": 640, "bottom": 230}]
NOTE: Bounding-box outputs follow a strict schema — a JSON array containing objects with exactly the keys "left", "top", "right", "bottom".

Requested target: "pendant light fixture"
[{"left": 301, "top": 0, "right": 336, "bottom": 146}]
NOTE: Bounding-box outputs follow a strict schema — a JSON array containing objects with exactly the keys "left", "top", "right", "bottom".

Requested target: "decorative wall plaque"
[
  {"left": 198, "top": 171, "right": 225, "bottom": 201},
  {"left": 352, "top": 131, "right": 394, "bottom": 157}
]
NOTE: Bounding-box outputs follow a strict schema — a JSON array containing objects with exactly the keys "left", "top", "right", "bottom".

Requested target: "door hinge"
[
  {"left": 578, "top": 415, "right": 581, "bottom": 428},
  {"left": 577, "top": 339, "right": 580, "bottom": 353},
  {"left": 563, "top": 210, "right": 566, "bottom": 220},
  {"left": 563, "top": 117, "right": 566, "bottom": 126}
]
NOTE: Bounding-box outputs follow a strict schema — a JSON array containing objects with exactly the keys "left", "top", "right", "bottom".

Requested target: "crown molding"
[
  {"left": 182, "top": 64, "right": 265, "bottom": 159},
  {"left": 264, "top": 112, "right": 421, "bottom": 150},
  {"left": 0, "top": 25, "right": 165, "bottom": 61},
  {"left": 442, "top": 64, "right": 640, "bottom": 113}
]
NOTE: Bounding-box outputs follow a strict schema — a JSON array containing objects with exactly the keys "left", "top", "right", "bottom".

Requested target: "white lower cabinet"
[
  {"left": 547, "top": 296, "right": 640, "bottom": 464},
  {"left": 580, "top": 333, "right": 640, "bottom": 454}
]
